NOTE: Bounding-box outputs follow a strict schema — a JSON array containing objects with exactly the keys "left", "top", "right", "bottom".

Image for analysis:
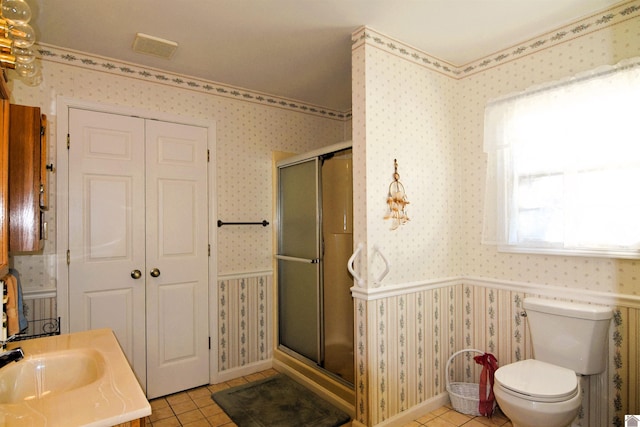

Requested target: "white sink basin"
[
  {"left": 0, "top": 349, "right": 105, "bottom": 403},
  {"left": 0, "top": 329, "right": 150, "bottom": 427}
]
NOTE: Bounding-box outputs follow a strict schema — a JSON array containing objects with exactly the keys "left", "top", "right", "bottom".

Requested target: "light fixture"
[{"left": 0, "top": 0, "right": 40, "bottom": 85}]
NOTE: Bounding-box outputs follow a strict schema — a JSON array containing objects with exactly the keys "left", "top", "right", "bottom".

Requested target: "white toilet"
[{"left": 493, "top": 297, "right": 612, "bottom": 427}]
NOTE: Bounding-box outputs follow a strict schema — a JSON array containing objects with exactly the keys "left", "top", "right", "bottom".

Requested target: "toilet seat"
[{"left": 495, "top": 359, "right": 579, "bottom": 403}]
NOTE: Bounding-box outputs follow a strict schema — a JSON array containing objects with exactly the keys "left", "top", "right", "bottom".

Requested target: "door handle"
[
  {"left": 131, "top": 269, "right": 142, "bottom": 279},
  {"left": 150, "top": 268, "right": 161, "bottom": 278}
]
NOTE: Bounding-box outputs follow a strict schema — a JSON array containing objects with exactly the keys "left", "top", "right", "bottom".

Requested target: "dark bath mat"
[{"left": 211, "top": 374, "right": 350, "bottom": 427}]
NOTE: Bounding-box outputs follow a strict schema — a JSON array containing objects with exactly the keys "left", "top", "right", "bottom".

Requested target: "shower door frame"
[
  {"left": 276, "top": 156, "right": 324, "bottom": 365},
  {"left": 275, "top": 140, "right": 352, "bottom": 383}
]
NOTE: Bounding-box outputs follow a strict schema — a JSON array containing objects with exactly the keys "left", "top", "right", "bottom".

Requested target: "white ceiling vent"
[{"left": 132, "top": 33, "right": 178, "bottom": 59}]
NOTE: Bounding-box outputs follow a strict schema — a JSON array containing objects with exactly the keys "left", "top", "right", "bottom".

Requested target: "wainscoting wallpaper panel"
[
  {"left": 358, "top": 280, "right": 637, "bottom": 426},
  {"left": 360, "top": 284, "right": 463, "bottom": 425},
  {"left": 21, "top": 295, "right": 58, "bottom": 338},
  {"left": 610, "top": 305, "right": 640, "bottom": 426},
  {"left": 216, "top": 273, "right": 272, "bottom": 374}
]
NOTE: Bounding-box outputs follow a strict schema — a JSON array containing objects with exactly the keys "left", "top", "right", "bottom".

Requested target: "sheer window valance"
[{"left": 482, "top": 57, "right": 640, "bottom": 258}]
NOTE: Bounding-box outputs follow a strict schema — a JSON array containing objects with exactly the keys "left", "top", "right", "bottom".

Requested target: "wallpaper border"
[
  {"left": 352, "top": 1, "right": 640, "bottom": 79},
  {"left": 34, "top": 43, "right": 351, "bottom": 121}
]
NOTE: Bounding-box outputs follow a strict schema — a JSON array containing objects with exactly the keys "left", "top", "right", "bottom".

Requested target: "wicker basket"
[{"left": 445, "top": 348, "right": 494, "bottom": 416}]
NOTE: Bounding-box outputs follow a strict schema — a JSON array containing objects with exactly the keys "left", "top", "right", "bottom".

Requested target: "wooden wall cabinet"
[
  {"left": 0, "top": 99, "right": 9, "bottom": 276},
  {"left": 8, "top": 104, "right": 47, "bottom": 252}
]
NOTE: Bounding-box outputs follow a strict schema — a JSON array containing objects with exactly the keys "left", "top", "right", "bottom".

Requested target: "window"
[{"left": 482, "top": 58, "right": 640, "bottom": 258}]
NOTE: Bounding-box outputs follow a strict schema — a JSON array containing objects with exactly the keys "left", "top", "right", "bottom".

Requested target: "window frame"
[{"left": 484, "top": 58, "right": 640, "bottom": 259}]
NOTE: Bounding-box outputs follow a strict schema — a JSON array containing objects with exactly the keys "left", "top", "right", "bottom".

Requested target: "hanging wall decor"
[{"left": 384, "top": 159, "right": 410, "bottom": 230}]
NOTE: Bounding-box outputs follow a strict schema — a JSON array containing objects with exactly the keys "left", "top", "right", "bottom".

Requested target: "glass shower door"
[{"left": 276, "top": 158, "right": 321, "bottom": 363}]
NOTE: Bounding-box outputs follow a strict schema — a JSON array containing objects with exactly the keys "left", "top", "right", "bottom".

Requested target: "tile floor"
[{"left": 145, "top": 369, "right": 513, "bottom": 427}]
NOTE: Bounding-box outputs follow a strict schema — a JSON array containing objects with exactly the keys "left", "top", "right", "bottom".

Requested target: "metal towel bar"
[{"left": 217, "top": 220, "right": 269, "bottom": 227}]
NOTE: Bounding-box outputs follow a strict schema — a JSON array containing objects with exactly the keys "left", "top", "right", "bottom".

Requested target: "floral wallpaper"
[
  {"left": 5, "top": 2, "right": 640, "bottom": 426},
  {"left": 351, "top": 2, "right": 640, "bottom": 425}
]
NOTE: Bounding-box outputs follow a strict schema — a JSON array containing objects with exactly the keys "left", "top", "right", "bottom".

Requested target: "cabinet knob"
[
  {"left": 131, "top": 269, "right": 142, "bottom": 279},
  {"left": 150, "top": 268, "right": 161, "bottom": 278},
  {"left": 46, "top": 164, "right": 55, "bottom": 172}
]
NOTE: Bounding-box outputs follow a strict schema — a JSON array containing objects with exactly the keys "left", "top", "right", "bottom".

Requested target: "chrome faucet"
[{"left": 0, "top": 347, "right": 24, "bottom": 369}]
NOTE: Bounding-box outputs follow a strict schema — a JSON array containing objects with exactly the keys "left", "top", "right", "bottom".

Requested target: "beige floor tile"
[
  {"left": 207, "top": 412, "right": 234, "bottom": 427},
  {"left": 166, "top": 391, "right": 191, "bottom": 406},
  {"left": 151, "top": 416, "right": 182, "bottom": 427},
  {"left": 193, "top": 395, "right": 216, "bottom": 408},
  {"left": 424, "top": 417, "right": 457, "bottom": 426},
  {"left": 224, "top": 377, "right": 248, "bottom": 388},
  {"left": 429, "top": 406, "right": 451, "bottom": 417},
  {"left": 150, "top": 397, "right": 170, "bottom": 410},
  {"left": 182, "top": 419, "right": 213, "bottom": 427},
  {"left": 243, "top": 372, "right": 267, "bottom": 383},
  {"left": 188, "top": 386, "right": 214, "bottom": 399},
  {"left": 440, "top": 409, "right": 473, "bottom": 425},
  {"left": 153, "top": 368, "right": 513, "bottom": 427},
  {"left": 200, "top": 404, "right": 225, "bottom": 418},
  {"left": 149, "top": 405, "right": 175, "bottom": 422},
  {"left": 171, "top": 400, "right": 198, "bottom": 415},
  {"left": 207, "top": 383, "right": 230, "bottom": 393},
  {"left": 415, "top": 411, "right": 437, "bottom": 423},
  {"left": 177, "top": 409, "right": 206, "bottom": 425},
  {"left": 463, "top": 420, "right": 493, "bottom": 427}
]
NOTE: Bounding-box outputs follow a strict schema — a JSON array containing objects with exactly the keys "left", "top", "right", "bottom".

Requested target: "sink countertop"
[{"left": 1, "top": 328, "right": 151, "bottom": 427}]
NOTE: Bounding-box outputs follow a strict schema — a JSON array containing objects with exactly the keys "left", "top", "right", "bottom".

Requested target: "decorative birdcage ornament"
[{"left": 384, "top": 159, "right": 410, "bottom": 230}]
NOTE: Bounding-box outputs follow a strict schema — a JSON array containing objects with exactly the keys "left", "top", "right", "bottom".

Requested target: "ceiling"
[{"left": 33, "top": 0, "right": 621, "bottom": 112}]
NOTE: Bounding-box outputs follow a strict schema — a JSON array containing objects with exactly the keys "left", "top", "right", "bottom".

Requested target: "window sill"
[{"left": 497, "top": 245, "right": 640, "bottom": 259}]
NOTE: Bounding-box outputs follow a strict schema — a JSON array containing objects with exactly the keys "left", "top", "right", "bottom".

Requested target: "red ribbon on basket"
[{"left": 473, "top": 352, "right": 498, "bottom": 417}]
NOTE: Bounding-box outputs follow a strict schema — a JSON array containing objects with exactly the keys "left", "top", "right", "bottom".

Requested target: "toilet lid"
[{"left": 495, "top": 359, "right": 578, "bottom": 402}]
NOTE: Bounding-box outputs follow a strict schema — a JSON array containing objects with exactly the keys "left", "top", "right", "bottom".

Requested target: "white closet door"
[
  {"left": 144, "top": 120, "right": 209, "bottom": 399},
  {"left": 68, "top": 108, "right": 147, "bottom": 388},
  {"left": 68, "top": 108, "right": 210, "bottom": 398}
]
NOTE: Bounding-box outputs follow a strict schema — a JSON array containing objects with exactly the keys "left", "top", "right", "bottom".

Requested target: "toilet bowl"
[{"left": 494, "top": 359, "right": 581, "bottom": 427}]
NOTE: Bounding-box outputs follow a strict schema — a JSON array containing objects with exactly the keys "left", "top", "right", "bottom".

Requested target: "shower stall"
[{"left": 275, "top": 142, "right": 354, "bottom": 385}]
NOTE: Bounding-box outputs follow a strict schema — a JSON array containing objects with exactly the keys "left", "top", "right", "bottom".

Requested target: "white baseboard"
[
  {"left": 211, "top": 359, "right": 273, "bottom": 384},
  {"left": 372, "top": 393, "right": 451, "bottom": 427}
]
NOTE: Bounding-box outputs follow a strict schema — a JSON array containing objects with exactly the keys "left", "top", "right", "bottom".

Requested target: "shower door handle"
[
  {"left": 347, "top": 243, "right": 365, "bottom": 287},
  {"left": 275, "top": 255, "right": 319, "bottom": 264}
]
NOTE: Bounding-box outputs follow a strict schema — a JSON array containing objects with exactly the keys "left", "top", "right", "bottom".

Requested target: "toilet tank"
[{"left": 524, "top": 297, "right": 612, "bottom": 375}]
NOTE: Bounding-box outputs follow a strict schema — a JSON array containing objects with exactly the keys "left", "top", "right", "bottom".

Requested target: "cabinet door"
[
  {"left": 0, "top": 100, "right": 8, "bottom": 276},
  {"left": 39, "top": 114, "right": 48, "bottom": 210},
  {"left": 8, "top": 104, "right": 43, "bottom": 252}
]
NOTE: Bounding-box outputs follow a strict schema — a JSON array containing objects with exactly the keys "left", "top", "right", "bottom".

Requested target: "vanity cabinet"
[{"left": 8, "top": 104, "right": 47, "bottom": 252}]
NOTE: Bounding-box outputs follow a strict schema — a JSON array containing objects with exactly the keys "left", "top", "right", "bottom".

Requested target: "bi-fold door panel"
[
  {"left": 68, "top": 108, "right": 209, "bottom": 398},
  {"left": 68, "top": 108, "right": 147, "bottom": 387}
]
